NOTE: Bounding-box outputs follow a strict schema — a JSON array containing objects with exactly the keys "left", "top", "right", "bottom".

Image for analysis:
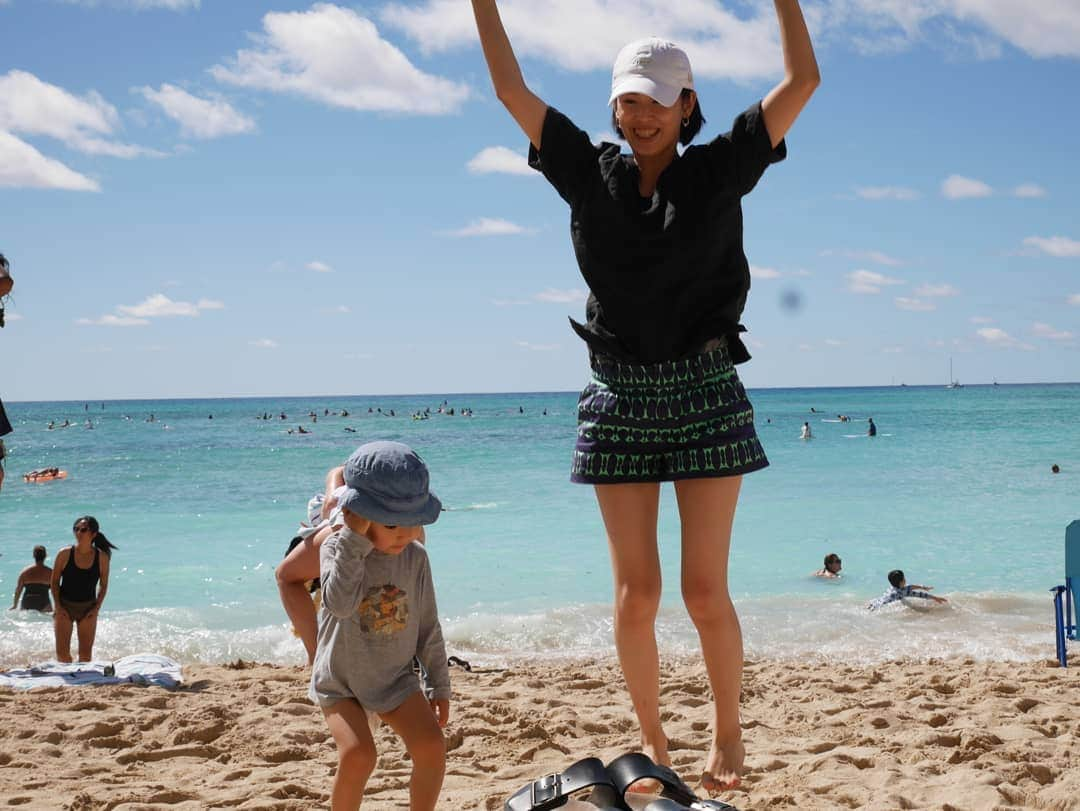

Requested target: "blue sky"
[{"left": 2, "top": 0, "right": 1078, "bottom": 400}]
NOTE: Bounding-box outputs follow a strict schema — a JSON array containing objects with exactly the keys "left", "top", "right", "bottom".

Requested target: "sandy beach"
[{"left": 1, "top": 655, "right": 1077, "bottom": 810}]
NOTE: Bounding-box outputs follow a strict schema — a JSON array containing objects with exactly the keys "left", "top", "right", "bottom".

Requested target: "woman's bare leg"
[
  {"left": 323, "top": 699, "right": 377, "bottom": 811},
  {"left": 54, "top": 610, "right": 73, "bottom": 662},
  {"left": 594, "top": 482, "right": 667, "bottom": 766},
  {"left": 674, "top": 476, "right": 744, "bottom": 792},
  {"left": 75, "top": 613, "right": 99, "bottom": 662},
  {"left": 380, "top": 692, "right": 445, "bottom": 811}
]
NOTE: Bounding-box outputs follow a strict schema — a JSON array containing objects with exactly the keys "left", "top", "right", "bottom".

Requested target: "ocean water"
[{"left": 1, "top": 384, "right": 1076, "bottom": 667}]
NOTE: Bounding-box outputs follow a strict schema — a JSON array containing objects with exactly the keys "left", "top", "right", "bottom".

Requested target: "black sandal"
[
  {"left": 505, "top": 756, "right": 627, "bottom": 811},
  {"left": 606, "top": 754, "right": 739, "bottom": 811}
]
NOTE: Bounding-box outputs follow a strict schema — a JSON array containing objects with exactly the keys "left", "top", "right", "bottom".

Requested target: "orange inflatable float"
[{"left": 23, "top": 468, "right": 68, "bottom": 483}]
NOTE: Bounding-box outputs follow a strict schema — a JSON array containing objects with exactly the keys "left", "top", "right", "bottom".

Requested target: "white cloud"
[
  {"left": 516, "top": 341, "right": 559, "bottom": 351},
  {"left": 847, "top": 269, "right": 904, "bottom": 294},
  {"left": 211, "top": 4, "right": 470, "bottom": 115},
  {"left": 797, "top": 343, "right": 814, "bottom": 352},
  {"left": 382, "top": 0, "right": 1080, "bottom": 72},
  {"left": 976, "top": 327, "right": 1034, "bottom": 350},
  {"left": 882, "top": 346, "right": 904, "bottom": 354},
  {"left": 1024, "top": 236, "right": 1080, "bottom": 258},
  {"left": 534, "top": 288, "right": 587, "bottom": 304},
  {"left": 750, "top": 265, "right": 782, "bottom": 280},
  {"left": 970, "top": 315, "right": 994, "bottom": 324},
  {"left": 76, "top": 314, "right": 150, "bottom": 327},
  {"left": 444, "top": 217, "right": 530, "bottom": 237},
  {"left": 941, "top": 174, "right": 992, "bottom": 199},
  {"left": 0, "top": 131, "right": 100, "bottom": 191},
  {"left": 824, "top": 338, "right": 845, "bottom": 347},
  {"left": 117, "top": 293, "right": 221, "bottom": 318},
  {"left": 1069, "top": 294, "right": 1080, "bottom": 306},
  {"left": 895, "top": 297, "right": 936, "bottom": 312},
  {"left": 330, "top": 305, "right": 350, "bottom": 314},
  {"left": 139, "top": 84, "right": 255, "bottom": 139},
  {"left": 250, "top": 338, "right": 278, "bottom": 349},
  {"left": 940, "top": 0, "right": 1080, "bottom": 59},
  {"left": 382, "top": 0, "right": 784, "bottom": 82},
  {"left": 821, "top": 1, "right": 1080, "bottom": 60},
  {"left": 1032, "top": 322, "right": 1074, "bottom": 341},
  {"left": 914, "top": 283, "right": 959, "bottom": 297},
  {"left": 467, "top": 146, "right": 534, "bottom": 176},
  {"left": 1013, "top": 183, "right": 1047, "bottom": 198},
  {"left": 0, "top": 70, "right": 154, "bottom": 158},
  {"left": 855, "top": 186, "right": 920, "bottom": 201},
  {"left": 306, "top": 260, "right": 333, "bottom": 273}
]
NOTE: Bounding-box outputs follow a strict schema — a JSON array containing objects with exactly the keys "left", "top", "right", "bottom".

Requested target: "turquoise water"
[{"left": 1, "top": 384, "right": 1076, "bottom": 665}]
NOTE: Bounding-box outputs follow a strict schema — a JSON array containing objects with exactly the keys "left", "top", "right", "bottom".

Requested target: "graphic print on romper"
[{"left": 358, "top": 584, "right": 408, "bottom": 634}]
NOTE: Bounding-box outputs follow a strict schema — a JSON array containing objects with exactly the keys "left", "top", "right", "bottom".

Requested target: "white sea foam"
[{"left": 0, "top": 591, "right": 1058, "bottom": 667}]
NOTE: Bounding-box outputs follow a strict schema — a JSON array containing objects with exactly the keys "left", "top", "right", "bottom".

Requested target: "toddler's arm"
[
  {"left": 318, "top": 530, "right": 373, "bottom": 618},
  {"left": 415, "top": 558, "right": 451, "bottom": 724}
]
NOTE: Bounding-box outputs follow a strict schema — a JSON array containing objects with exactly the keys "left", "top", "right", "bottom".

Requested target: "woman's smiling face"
[{"left": 614, "top": 92, "right": 690, "bottom": 158}]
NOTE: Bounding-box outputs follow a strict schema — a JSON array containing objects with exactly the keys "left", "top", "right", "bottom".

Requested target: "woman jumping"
[{"left": 471, "top": 1, "right": 819, "bottom": 792}]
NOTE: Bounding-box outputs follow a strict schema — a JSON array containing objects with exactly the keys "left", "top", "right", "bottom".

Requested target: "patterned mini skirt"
[{"left": 571, "top": 339, "right": 769, "bottom": 484}]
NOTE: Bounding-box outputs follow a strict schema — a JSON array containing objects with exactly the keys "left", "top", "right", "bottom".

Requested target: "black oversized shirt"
[{"left": 528, "top": 101, "right": 785, "bottom": 364}]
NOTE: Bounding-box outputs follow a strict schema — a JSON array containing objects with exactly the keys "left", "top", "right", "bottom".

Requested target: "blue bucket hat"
[{"left": 337, "top": 441, "right": 441, "bottom": 526}]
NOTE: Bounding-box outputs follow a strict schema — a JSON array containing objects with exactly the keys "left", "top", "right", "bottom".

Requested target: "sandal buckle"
[{"left": 530, "top": 773, "right": 561, "bottom": 807}]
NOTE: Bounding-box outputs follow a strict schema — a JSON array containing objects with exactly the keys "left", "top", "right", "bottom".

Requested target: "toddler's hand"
[{"left": 431, "top": 698, "right": 450, "bottom": 728}]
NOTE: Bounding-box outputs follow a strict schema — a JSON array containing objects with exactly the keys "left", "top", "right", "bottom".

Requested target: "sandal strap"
[
  {"left": 606, "top": 753, "right": 698, "bottom": 805},
  {"left": 504, "top": 756, "right": 625, "bottom": 811}
]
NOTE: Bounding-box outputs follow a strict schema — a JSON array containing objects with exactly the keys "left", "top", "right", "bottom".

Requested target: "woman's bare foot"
[
  {"left": 626, "top": 730, "right": 670, "bottom": 795},
  {"left": 701, "top": 735, "right": 744, "bottom": 793}
]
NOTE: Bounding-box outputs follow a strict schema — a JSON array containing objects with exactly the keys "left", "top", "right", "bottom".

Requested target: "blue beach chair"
[{"left": 1051, "top": 520, "right": 1080, "bottom": 667}]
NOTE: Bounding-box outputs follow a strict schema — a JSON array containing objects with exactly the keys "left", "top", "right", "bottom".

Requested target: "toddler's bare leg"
[
  {"left": 380, "top": 692, "right": 446, "bottom": 811},
  {"left": 323, "top": 699, "right": 377, "bottom": 810}
]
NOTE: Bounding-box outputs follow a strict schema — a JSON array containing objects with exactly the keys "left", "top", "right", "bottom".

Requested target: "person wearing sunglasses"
[{"left": 50, "top": 516, "right": 118, "bottom": 662}]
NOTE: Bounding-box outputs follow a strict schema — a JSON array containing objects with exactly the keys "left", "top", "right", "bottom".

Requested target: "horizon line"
[{"left": 6, "top": 380, "right": 1079, "bottom": 405}]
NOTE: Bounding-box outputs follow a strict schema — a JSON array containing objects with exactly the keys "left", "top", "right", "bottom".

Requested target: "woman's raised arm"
[
  {"left": 471, "top": 0, "right": 548, "bottom": 148},
  {"left": 761, "top": 0, "right": 821, "bottom": 148}
]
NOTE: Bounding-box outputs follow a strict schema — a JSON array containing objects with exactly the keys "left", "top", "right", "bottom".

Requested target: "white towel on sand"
[{"left": 0, "top": 653, "right": 183, "bottom": 690}]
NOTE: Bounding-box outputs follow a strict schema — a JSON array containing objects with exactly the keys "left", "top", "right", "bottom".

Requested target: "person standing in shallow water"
[
  {"left": 51, "top": 516, "right": 117, "bottom": 662},
  {"left": 471, "top": 0, "right": 819, "bottom": 793},
  {"left": 11, "top": 546, "right": 53, "bottom": 612}
]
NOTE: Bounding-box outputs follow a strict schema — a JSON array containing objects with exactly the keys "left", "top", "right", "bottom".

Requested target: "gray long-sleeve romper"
[{"left": 310, "top": 526, "right": 450, "bottom": 713}]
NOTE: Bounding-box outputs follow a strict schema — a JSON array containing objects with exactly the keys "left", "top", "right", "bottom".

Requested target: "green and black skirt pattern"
[{"left": 571, "top": 341, "right": 768, "bottom": 484}]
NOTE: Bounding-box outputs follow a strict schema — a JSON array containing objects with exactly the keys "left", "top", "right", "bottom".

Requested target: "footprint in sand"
[
  {"left": 268, "top": 784, "right": 326, "bottom": 801},
  {"left": 74, "top": 721, "right": 125, "bottom": 740},
  {"left": 173, "top": 721, "right": 227, "bottom": 745}
]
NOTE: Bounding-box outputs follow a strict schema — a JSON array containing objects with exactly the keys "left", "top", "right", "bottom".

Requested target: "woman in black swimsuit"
[
  {"left": 50, "top": 516, "right": 117, "bottom": 662},
  {"left": 10, "top": 545, "right": 53, "bottom": 612}
]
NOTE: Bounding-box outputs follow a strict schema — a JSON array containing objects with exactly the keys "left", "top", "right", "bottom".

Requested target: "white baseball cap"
[{"left": 608, "top": 38, "right": 694, "bottom": 108}]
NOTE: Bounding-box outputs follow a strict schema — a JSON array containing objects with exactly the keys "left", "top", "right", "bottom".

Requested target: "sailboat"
[{"left": 946, "top": 358, "right": 963, "bottom": 389}]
